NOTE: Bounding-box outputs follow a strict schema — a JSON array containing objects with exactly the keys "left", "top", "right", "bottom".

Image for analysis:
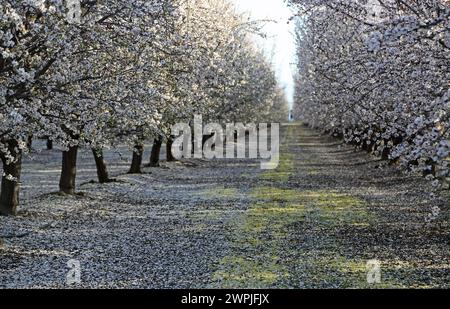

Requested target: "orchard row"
[
  {"left": 0, "top": 0, "right": 289, "bottom": 215},
  {"left": 289, "top": 0, "right": 449, "bottom": 187}
]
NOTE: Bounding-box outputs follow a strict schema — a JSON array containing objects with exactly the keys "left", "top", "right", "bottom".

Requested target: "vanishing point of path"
[{"left": 0, "top": 123, "right": 449, "bottom": 288}]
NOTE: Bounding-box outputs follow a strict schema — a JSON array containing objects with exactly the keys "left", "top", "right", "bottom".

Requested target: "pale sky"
[{"left": 232, "top": 0, "right": 296, "bottom": 108}]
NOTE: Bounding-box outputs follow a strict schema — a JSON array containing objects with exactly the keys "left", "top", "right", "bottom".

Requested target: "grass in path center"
[{"left": 211, "top": 124, "right": 374, "bottom": 288}]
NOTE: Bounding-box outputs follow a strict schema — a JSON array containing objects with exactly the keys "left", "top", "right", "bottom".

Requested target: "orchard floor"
[{"left": 0, "top": 123, "right": 449, "bottom": 288}]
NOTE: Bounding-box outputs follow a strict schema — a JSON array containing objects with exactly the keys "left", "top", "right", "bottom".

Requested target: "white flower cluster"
[
  {"left": 289, "top": 0, "right": 449, "bottom": 187},
  {"left": 0, "top": 0, "right": 289, "bottom": 212},
  {"left": 1, "top": 0, "right": 287, "bottom": 158}
]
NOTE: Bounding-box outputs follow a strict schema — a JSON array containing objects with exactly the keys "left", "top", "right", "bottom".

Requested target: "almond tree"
[
  {"left": 289, "top": 0, "right": 449, "bottom": 187},
  {"left": 0, "top": 1, "right": 80, "bottom": 214},
  {"left": 146, "top": 0, "right": 286, "bottom": 166},
  {"left": 0, "top": 0, "right": 289, "bottom": 215},
  {"left": 45, "top": 0, "right": 166, "bottom": 188}
]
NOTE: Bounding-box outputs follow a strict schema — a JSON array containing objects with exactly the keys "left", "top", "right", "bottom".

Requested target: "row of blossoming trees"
[
  {"left": 0, "top": 0, "right": 289, "bottom": 215},
  {"left": 289, "top": 0, "right": 449, "bottom": 187}
]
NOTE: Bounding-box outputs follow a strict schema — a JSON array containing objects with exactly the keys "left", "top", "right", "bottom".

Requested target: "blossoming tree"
[
  {"left": 289, "top": 0, "right": 449, "bottom": 187},
  {"left": 0, "top": 0, "right": 289, "bottom": 215}
]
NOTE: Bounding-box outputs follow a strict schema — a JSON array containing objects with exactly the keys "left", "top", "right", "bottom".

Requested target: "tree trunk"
[
  {"left": 148, "top": 137, "right": 162, "bottom": 167},
  {"left": 59, "top": 146, "right": 78, "bottom": 194},
  {"left": 128, "top": 144, "right": 144, "bottom": 174},
  {"left": 27, "top": 136, "right": 33, "bottom": 149},
  {"left": 0, "top": 148, "right": 22, "bottom": 216},
  {"left": 47, "top": 138, "right": 53, "bottom": 150},
  {"left": 381, "top": 144, "right": 391, "bottom": 160},
  {"left": 92, "top": 148, "right": 111, "bottom": 183},
  {"left": 166, "top": 137, "right": 176, "bottom": 162}
]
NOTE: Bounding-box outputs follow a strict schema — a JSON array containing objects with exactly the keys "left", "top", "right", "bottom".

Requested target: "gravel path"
[{"left": 0, "top": 123, "right": 448, "bottom": 288}]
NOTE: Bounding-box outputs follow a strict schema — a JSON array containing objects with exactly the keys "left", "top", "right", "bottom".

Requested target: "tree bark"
[
  {"left": 0, "top": 146, "right": 22, "bottom": 216},
  {"left": 128, "top": 144, "right": 144, "bottom": 174},
  {"left": 59, "top": 146, "right": 78, "bottom": 194},
  {"left": 166, "top": 137, "right": 176, "bottom": 162},
  {"left": 27, "top": 136, "right": 33, "bottom": 149},
  {"left": 148, "top": 137, "right": 162, "bottom": 167},
  {"left": 92, "top": 148, "right": 111, "bottom": 183},
  {"left": 47, "top": 138, "right": 53, "bottom": 150}
]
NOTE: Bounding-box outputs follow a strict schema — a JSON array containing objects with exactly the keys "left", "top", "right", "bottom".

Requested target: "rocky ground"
[{"left": 0, "top": 123, "right": 448, "bottom": 288}]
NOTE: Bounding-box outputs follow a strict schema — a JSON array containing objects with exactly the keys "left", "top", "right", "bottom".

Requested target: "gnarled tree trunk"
[
  {"left": 0, "top": 144, "right": 22, "bottom": 216},
  {"left": 148, "top": 137, "right": 162, "bottom": 167},
  {"left": 92, "top": 148, "right": 111, "bottom": 183},
  {"left": 128, "top": 144, "right": 144, "bottom": 174},
  {"left": 59, "top": 146, "right": 78, "bottom": 194}
]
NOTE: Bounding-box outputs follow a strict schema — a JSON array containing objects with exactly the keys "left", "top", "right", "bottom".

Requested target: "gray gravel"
[{"left": 0, "top": 124, "right": 448, "bottom": 288}]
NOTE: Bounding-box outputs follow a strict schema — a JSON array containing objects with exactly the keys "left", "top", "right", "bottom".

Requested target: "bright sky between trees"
[{"left": 232, "top": 0, "right": 296, "bottom": 109}]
